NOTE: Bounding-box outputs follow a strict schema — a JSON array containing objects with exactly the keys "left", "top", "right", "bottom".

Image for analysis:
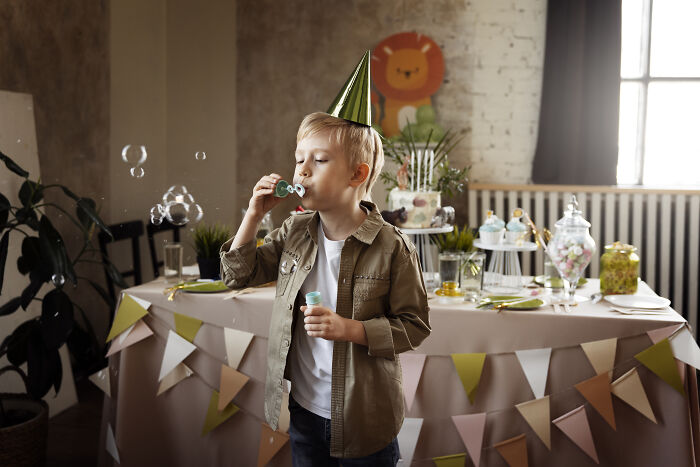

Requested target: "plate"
[
  {"left": 533, "top": 276, "right": 587, "bottom": 288},
  {"left": 479, "top": 295, "right": 544, "bottom": 310},
  {"left": 604, "top": 294, "right": 670, "bottom": 309}
]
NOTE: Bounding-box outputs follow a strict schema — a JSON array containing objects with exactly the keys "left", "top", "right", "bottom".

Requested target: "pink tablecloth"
[{"left": 98, "top": 279, "right": 699, "bottom": 466}]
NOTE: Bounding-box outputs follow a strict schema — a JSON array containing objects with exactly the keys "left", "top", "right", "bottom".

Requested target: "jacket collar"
[{"left": 305, "top": 200, "right": 384, "bottom": 245}]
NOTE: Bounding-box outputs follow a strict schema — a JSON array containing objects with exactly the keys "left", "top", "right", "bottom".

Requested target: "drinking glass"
[
  {"left": 164, "top": 243, "right": 184, "bottom": 283},
  {"left": 461, "top": 251, "right": 485, "bottom": 301},
  {"left": 439, "top": 251, "right": 464, "bottom": 286}
]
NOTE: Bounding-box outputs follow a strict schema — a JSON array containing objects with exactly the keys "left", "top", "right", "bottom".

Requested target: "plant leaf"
[
  {"left": 5, "top": 318, "right": 38, "bottom": 366},
  {"left": 17, "top": 236, "right": 42, "bottom": 275},
  {"left": 0, "top": 193, "right": 10, "bottom": 227},
  {"left": 39, "top": 215, "right": 77, "bottom": 285},
  {"left": 76, "top": 197, "right": 97, "bottom": 230},
  {"left": 18, "top": 180, "right": 43, "bottom": 207},
  {"left": 0, "top": 150, "right": 29, "bottom": 178},
  {"left": 20, "top": 271, "right": 45, "bottom": 310},
  {"left": 0, "top": 231, "right": 9, "bottom": 294},
  {"left": 40, "top": 288, "right": 74, "bottom": 350},
  {"left": 0, "top": 296, "right": 22, "bottom": 316}
]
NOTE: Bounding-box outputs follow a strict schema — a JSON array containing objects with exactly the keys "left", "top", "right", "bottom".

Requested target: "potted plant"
[
  {"left": 0, "top": 150, "right": 122, "bottom": 461},
  {"left": 191, "top": 222, "right": 231, "bottom": 280}
]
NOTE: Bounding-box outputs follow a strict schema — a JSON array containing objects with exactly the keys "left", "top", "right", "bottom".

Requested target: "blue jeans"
[{"left": 288, "top": 395, "right": 400, "bottom": 466}]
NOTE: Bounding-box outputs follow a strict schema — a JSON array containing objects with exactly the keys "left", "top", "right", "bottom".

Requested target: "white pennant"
[
  {"left": 158, "top": 330, "right": 197, "bottom": 381},
  {"left": 127, "top": 293, "right": 151, "bottom": 311},
  {"left": 157, "top": 363, "right": 193, "bottom": 396},
  {"left": 396, "top": 418, "right": 423, "bottom": 467},
  {"left": 399, "top": 353, "right": 426, "bottom": 411},
  {"left": 224, "top": 327, "right": 254, "bottom": 370},
  {"left": 106, "top": 424, "right": 120, "bottom": 463},
  {"left": 670, "top": 327, "right": 700, "bottom": 370},
  {"left": 88, "top": 367, "right": 111, "bottom": 398},
  {"left": 515, "top": 348, "right": 552, "bottom": 399}
]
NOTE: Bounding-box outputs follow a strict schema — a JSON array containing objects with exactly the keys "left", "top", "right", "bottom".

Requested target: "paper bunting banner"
[
  {"left": 432, "top": 453, "right": 467, "bottom": 467},
  {"left": 552, "top": 405, "right": 599, "bottom": 464},
  {"left": 452, "top": 413, "right": 486, "bottom": 466},
  {"left": 515, "top": 396, "right": 550, "bottom": 450},
  {"left": 451, "top": 353, "right": 486, "bottom": 404},
  {"left": 157, "top": 362, "right": 193, "bottom": 396},
  {"left": 106, "top": 294, "right": 149, "bottom": 342},
  {"left": 88, "top": 367, "right": 111, "bottom": 398},
  {"left": 494, "top": 433, "right": 528, "bottom": 467},
  {"left": 575, "top": 373, "right": 616, "bottom": 430},
  {"left": 399, "top": 353, "right": 426, "bottom": 411},
  {"left": 174, "top": 312, "right": 203, "bottom": 343},
  {"left": 580, "top": 337, "right": 617, "bottom": 377},
  {"left": 634, "top": 338, "right": 685, "bottom": 395},
  {"left": 218, "top": 365, "right": 250, "bottom": 411},
  {"left": 278, "top": 392, "right": 290, "bottom": 433},
  {"left": 106, "top": 424, "right": 120, "bottom": 463},
  {"left": 224, "top": 327, "right": 255, "bottom": 370},
  {"left": 611, "top": 368, "right": 657, "bottom": 423},
  {"left": 515, "top": 348, "right": 551, "bottom": 399},
  {"left": 106, "top": 319, "right": 154, "bottom": 357},
  {"left": 669, "top": 327, "right": 700, "bottom": 370},
  {"left": 202, "top": 391, "right": 240, "bottom": 435},
  {"left": 397, "top": 418, "right": 423, "bottom": 467},
  {"left": 647, "top": 323, "right": 684, "bottom": 344},
  {"left": 257, "top": 423, "right": 289, "bottom": 467},
  {"left": 158, "top": 330, "right": 197, "bottom": 382}
]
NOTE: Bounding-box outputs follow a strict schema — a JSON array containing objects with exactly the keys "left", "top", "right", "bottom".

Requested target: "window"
[{"left": 617, "top": 0, "right": 700, "bottom": 186}]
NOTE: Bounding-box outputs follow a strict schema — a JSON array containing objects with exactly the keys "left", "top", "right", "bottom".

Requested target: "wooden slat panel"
[
  {"left": 673, "top": 195, "right": 685, "bottom": 316},
  {"left": 495, "top": 190, "right": 505, "bottom": 221},
  {"left": 468, "top": 188, "right": 478, "bottom": 228},
  {"left": 632, "top": 194, "right": 643, "bottom": 255},
  {"left": 480, "top": 190, "right": 491, "bottom": 224},
  {"left": 659, "top": 194, "right": 672, "bottom": 298},
  {"left": 470, "top": 182, "right": 700, "bottom": 196},
  {"left": 604, "top": 193, "right": 616, "bottom": 246},
  {"left": 548, "top": 192, "right": 559, "bottom": 233},
  {"left": 618, "top": 193, "right": 630, "bottom": 243},
  {"left": 508, "top": 190, "right": 518, "bottom": 218},
  {"left": 521, "top": 190, "right": 532, "bottom": 275},
  {"left": 534, "top": 192, "right": 545, "bottom": 275},
  {"left": 576, "top": 192, "right": 588, "bottom": 278},
  {"left": 590, "top": 193, "right": 602, "bottom": 276},
  {"left": 645, "top": 194, "right": 657, "bottom": 290},
  {"left": 688, "top": 195, "right": 700, "bottom": 336}
]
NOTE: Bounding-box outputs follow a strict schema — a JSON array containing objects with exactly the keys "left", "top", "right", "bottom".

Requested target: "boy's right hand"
[{"left": 247, "top": 173, "right": 284, "bottom": 220}]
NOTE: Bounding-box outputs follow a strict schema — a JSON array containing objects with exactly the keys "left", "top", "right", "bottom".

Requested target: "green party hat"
[{"left": 327, "top": 51, "right": 372, "bottom": 126}]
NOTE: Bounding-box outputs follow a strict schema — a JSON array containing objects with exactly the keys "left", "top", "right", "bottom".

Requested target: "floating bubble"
[
  {"left": 150, "top": 214, "right": 163, "bottom": 225},
  {"left": 165, "top": 202, "right": 189, "bottom": 226},
  {"left": 121, "top": 144, "right": 147, "bottom": 166},
  {"left": 188, "top": 203, "right": 204, "bottom": 223},
  {"left": 51, "top": 273, "right": 65, "bottom": 287},
  {"left": 163, "top": 185, "right": 189, "bottom": 205},
  {"left": 151, "top": 204, "right": 165, "bottom": 216},
  {"left": 130, "top": 166, "right": 145, "bottom": 178},
  {"left": 17, "top": 138, "right": 21, "bottom": 144},
  {"left": 195, "top": 151, "right": 207, "bottom": 160}
]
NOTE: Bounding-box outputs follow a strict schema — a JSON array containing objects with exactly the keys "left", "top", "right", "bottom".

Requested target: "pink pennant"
[
  {"left": 647, "top": 324, "right": 684, "bottom": 344},
  {"left": 452, "top": 413, "right": 486, "bottom": 467},
  {"left": 399, "top": 353, "right": 426, "bottom": 411},
  {"left": 106, "top": 320, "right": 154, "bottom": 357},
  {"left": 553, "top": 405, "right": 599, "bottom": 464}
]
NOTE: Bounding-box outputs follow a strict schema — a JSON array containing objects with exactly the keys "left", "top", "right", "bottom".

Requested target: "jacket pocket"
[
  {"left": 353, "top": 276, "right": 390, "bottom": 319},
  {"left": 276, "top": 250, "right": 298, "bottom": 297}
]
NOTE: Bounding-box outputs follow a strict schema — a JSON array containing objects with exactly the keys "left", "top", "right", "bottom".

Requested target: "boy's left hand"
[{"left": 301, "top": 305, "right": 350, "bottom": 341}]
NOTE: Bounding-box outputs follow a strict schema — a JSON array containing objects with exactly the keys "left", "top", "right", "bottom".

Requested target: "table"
[{"left": 98, "top": 279, "right": 699, "bottom": 466}]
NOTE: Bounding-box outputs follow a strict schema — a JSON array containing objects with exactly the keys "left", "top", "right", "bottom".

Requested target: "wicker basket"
[{"left": 0, "top": 367, "right": 49, "bottom": 467}]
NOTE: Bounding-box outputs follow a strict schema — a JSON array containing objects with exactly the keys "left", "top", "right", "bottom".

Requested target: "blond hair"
[{"left": 297, "top": 112, "right": 384, "bottom": 200}]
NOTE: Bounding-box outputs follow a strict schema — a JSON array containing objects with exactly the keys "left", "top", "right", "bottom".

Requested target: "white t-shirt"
[{"left": 288, "top": 221, "right": 344, "bottom": 419}]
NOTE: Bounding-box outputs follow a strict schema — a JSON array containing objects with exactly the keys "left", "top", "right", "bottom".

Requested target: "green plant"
[
  {"left": 0, "top": 150, "right": 122, "bottom": 405},
  {"left": 191, "top": 222, "right": 231, "bottom": 259},
  {"left": 430, "top": 225, "right": 475, "bottom": 253}
]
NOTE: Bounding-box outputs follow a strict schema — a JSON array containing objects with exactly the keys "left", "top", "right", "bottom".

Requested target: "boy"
[{"left": 220, "top": 55, "right": 430, "bottom": 466}]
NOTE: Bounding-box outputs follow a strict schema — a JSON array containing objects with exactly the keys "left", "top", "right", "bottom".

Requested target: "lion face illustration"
[{"left": 386, "top": 49, "right": 430, "bottom": 91}]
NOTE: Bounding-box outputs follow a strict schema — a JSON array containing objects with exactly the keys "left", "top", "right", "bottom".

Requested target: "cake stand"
[
  {"left": 473, "top": 239, "right": 538, "bottom": 293},
  {"left": 402, "top": 225, "right": 454, "bottom": 288}
]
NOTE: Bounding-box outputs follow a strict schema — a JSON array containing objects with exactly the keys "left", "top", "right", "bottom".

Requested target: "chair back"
[
  {"left": 147, "top": 220, "right": 182, "bottom": 278},
  {"left": 98, "top": 220, "right": 145, "bottom": 304}
]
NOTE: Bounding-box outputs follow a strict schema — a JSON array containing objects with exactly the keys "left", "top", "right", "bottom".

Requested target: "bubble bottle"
[{"left": 275, "top": 180, "right": 305, "bottom": 198}]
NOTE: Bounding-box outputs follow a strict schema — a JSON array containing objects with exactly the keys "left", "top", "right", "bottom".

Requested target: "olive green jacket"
[{"left": 220, "top": 201, "right": 430, "bottom": 458}]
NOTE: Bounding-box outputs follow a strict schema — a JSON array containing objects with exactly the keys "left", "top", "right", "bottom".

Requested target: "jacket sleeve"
[
  {"left": 361, "top": 246, "right": 431, "bottom": 358},
  {"left": 219, "top": 217, "right": 292, "bottom": 289}
]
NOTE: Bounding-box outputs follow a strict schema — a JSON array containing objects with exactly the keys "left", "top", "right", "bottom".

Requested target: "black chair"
[
  {"left": 147, "top": 219, "right": 182, "bottom": 278},
  {"left": 98, "top": 220, "right": 145, "bottom": 305}
]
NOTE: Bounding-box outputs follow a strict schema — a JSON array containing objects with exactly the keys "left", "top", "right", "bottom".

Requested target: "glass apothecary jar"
[{"left": 599, "top": 242, "right": 640, "bottom": 295}]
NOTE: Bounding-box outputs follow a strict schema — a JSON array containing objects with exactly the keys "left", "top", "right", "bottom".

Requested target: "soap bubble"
[
  {"left": 162, "top": 185, "right": 188, "bottom": 205},
  {"left": 130, "top": 166, "right": 145, "bottom": 178},
  {"left": 150, "top": 214, "right": 163, "bottom": 225},
  {"left": 165, "top": 202, "right": 189, "bottom": 226},
  {"left": 51, "top": 273, "right": 65, "bottom": 287},
  {"left": 121, "top": 144, "right": 147, "bottom": 166},
  {"left": 156, "top": 185, "right": 204, "bottom": 226},
  {"left": 195, "top": 151, "right": 207, "bottom": 160},
  {"left": 188, "top": 203, "right": 204, "bottom": 223},
  {"left": 150, "top": 204, "right": 165, "bottom": 225}
]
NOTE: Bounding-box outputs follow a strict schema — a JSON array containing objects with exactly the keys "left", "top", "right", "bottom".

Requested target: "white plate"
[{"left": 604, "top": 294, "right": 670, "bottom": 309}]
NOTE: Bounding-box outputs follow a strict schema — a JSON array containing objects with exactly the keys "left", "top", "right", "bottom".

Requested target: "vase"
[{"left": 197, "top": 256, "right": 221, "bottom": 280}]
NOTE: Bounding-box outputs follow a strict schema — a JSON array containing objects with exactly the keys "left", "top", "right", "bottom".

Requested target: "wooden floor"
[{"left": 47, "top": 378, "right": 103, "bottom": 466}]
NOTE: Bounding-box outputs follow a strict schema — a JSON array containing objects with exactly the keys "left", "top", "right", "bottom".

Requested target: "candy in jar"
[{"left": 600, "top": 241, "right": 640, "bottom": 295}]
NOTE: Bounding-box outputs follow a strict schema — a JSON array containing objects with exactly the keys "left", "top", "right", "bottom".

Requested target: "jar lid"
[
  {"left": 605, "top": 241, "right": 637, "bottom": 253},
  {"left": 554, "top": 195, "right": 591, "bottom": 229}
]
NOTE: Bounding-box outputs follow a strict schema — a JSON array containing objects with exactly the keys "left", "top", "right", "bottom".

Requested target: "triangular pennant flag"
[
  {"left": 224, "top": 327, "right": 255, "bottom": 370},
  {"left": 129, "top": 295, "right": 151, "bottom": 310},
  {"left": 635, "top": 338, "right": 685, "bottom": 395},
  {"left": 202, "top": 391, "right": 240, "bottom": 435},
  {"left": 106, "top": 424, "right": 120, "bottom": 463},
  {"left": 218, "top": 365, "right": 250, "bottom": 411},
  {"left": 278, "top": 392, "right": 290, "bottom": 434},
  {"left": 515, "top": 396, "right": 551, "bottom": 450},
  {"left": 174, "top": 312, "right": 203, "bottom": 343},
  {"left": 611, "top": 368, "right": 657, "bottom": 423},
  {"left": 158, "top": 330, "right": 197, "bottom": 381},
  {"left": 327, "top": 51, "right": 372, "bottom": 126},
  {"left": 157, "top": 362, "right": 193, "bottom": 396},
  {"left": 669, "top": 327, "right": 700, "bottom": 370},
  {"left": 494, "top": 433, "right": 528, "bottom": 467},
  {"left": 580, "top": 337, "right": 617, "bottom": 377},
  {"left": 88, "top": 367, "right": 111, "bottom": 398},
  {"left": 575, "top": 373, "right": 616, "bottom": 430},
  {"left": 515, "top": 348, "right": 551, "bottom": 399},
  {"left": 432, "top": 453, "right": 467, "bottom": 467},
  {"left": 257, "top": 423, "right": 290, "bottom": 467},
  {"left": 397, "top": 418, "right": 423, "bottom": 467},
  {"left": 552, "top": 406, "right": 599, "bottom": 464},
  {"left": 451, "top": 413, "right": 486, "bottom": 466},
  {"left": 106, "top": 294, "right": 149, "bottom": 342},
  {"left": 451, "top": 353, "right": 486, "bottom": 404},
  {"left": 106, "top": 319, "right": 154, "bottom": 357},
  {"left": 399, "top": 353, "right": 426, "bottom": 411},
  {"left": 647, "top": 323, "right": 684, "bottom": 344}
]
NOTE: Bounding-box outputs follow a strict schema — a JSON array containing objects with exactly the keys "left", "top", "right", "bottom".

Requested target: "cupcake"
[
  {"left": 505, "top": 208, "right": 528, "bottom": 245},
  {"left": 479, "top": 211, "right": 505, "bottom": 244}
]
